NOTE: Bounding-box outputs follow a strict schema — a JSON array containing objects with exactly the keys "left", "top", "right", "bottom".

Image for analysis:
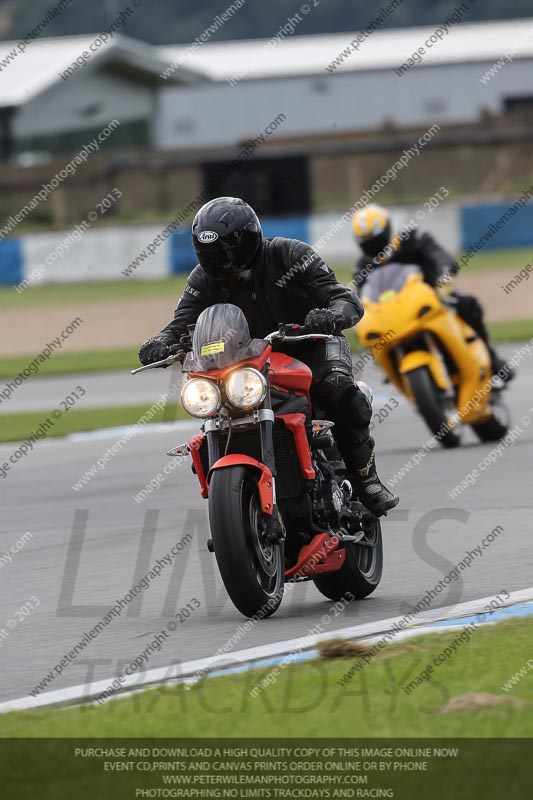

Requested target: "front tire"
[
  {"left": 209, "top": 465, "right": 284, "bottom": 618},
  {"left": 313, "top": 518, "right": 383, "bottom": 601},
  {"left": 405, "top": 366, "right": 461, "bottom": 448}
]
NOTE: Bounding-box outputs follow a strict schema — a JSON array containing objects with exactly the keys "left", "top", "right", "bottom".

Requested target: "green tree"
[{"left": 6, "top": 0, "right": 533, "bottom": 44}]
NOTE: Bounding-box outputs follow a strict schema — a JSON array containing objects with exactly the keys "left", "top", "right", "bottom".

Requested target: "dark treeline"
[{"left": 4, "top": 0, "right": 532, "bottom": 45}]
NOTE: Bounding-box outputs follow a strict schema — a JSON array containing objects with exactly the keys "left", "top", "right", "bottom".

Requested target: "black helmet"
[{"left": 192, "top": 197, "right": 263, "bottom": 279}]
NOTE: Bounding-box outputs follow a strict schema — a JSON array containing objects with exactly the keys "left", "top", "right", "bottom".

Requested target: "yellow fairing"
[{"left": 357, "top": 273, "right": 492, "bottom": 424}]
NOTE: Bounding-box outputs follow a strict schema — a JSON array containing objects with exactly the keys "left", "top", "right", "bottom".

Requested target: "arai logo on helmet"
[{"left": 197, "top": 230, "right": 219, "bottom": 244}]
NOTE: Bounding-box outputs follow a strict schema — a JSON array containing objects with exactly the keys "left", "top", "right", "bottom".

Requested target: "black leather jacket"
[
  {"left": 353, "top": 230, "right": 458, "bottom": 290},
  {"left": 158, "top": 237, "right": 363, "bottom": 344}
]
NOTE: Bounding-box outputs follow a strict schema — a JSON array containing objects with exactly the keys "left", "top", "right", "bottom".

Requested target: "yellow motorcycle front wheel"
[{"left": 405, "top": 366, "right": 461, "bottom": 448}]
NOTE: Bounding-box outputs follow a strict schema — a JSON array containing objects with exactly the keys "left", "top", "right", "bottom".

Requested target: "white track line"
[
  {"left": 68, "top": 420, "right": 197, "bottom": 442},
  {"left": 1, "top": 587, "right": 532, "bottom": 714}
]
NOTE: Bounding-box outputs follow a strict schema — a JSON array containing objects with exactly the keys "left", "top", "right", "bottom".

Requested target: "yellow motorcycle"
[{"left": 356, "top": 263, "right": 510, "bottom": 448}]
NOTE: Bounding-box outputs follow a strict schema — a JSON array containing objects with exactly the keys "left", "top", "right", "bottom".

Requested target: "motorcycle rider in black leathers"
[
  {"left": 352, "top": 204, "right": 514, "bottom": 382},
  {"left": 139, "top": 197, "right": 399, "bottom": 517}
]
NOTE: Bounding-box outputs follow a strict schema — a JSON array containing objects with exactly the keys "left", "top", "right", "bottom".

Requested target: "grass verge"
[
  {"left": 0, "top": 347, "right": 140, "bottom": 379},
  {"left": 0, "top": 402, "right": 186, "bottom": 444},
  {"left": 2, "top": 617, "right": 532, "bottom": 738},
  {"left": 487, "top": 318, "right": 533, "bottom": 342},
  {"left": 0, "top": 275, "right": 189, "bottom": 309},
  {"left": 458, "top": 246, "right": 532, "bottom": 273},
  {"left": 1, "top": 318, "right": 530, "bottom": 381}
]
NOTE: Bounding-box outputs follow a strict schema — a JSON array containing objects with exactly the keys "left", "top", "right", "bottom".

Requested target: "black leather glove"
[
  {"left": 304, "top": 308, "right": 341, "bottom": 335},
  {"left": 138, "top": 336, "right": 172, "bottom": 366}
]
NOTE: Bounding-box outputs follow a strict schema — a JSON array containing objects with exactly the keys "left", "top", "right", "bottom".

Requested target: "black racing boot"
[
  {"left": 489, "top": 346, "right": 515, "bottom": 384},
  {"left": 349, "top": 448, "right": 399, "bottom": 518}
]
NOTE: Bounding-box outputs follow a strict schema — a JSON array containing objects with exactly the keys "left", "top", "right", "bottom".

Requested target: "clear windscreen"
[
  {"left": 362, "top": 262, "right": 422, "bottom": 302},
  {"left": 183, "top": 303, "right": 268, "bottom": 372}
]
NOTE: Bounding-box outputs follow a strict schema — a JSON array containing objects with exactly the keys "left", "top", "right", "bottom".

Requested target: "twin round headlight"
[
  {"left": 225, "top": 367, "right": 267, "bottom": 411},
  {"left": 181, "top": 368, "right": 267, "bottom": 418},
  {"left": 181, "top": 378, "right": 221, "bottom": 418}
]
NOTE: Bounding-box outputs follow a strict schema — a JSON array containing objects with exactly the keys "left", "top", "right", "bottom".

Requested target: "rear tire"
[
  {"left": 209, "top": 465, "right": 284, "bottom": 618},
  {"left": 313, "top": 518, "right": 383, "bottom": 601},
  {"left": 405, "top": 366, "right": 461, "bottom": 448}
]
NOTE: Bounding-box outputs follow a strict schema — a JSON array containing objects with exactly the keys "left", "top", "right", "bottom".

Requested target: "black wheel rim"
[
  {"left": 243, "top": 482, "right": 282, "bottom": 597},
  {"left": 354, "top": 518, "right": 381, "bottom": 578}
]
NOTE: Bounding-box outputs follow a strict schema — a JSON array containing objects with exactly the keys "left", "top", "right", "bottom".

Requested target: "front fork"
[
  {"left": 397, "top": 333, "right": 454, "bottom": 399},
  {"left": 258, "top": 410, "right": 285, "bottom": 543},
  {"left": 205, "top": 391, "right": 284, "bottom": 544}
]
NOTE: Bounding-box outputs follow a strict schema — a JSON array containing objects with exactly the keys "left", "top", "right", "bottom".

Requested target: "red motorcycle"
[{"left": 133, "top": 303, "right": 383, "bottom": 619}]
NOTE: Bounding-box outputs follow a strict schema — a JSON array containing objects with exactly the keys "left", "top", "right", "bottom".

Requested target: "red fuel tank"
[{"left": 268, "top": 351, "right": 312, "bottom": 395}]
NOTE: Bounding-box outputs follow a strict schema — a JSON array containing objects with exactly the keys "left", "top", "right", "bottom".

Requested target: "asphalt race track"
[{"left": 0, "top": 345, "right": 531, "bottom": 704}]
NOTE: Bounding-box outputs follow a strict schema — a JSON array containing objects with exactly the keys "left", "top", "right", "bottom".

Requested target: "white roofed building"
[
  {"left": 155, "top": 18, "right": 533, "bottom": 149},
  {"left": 0, "top": 34, "right": 204, "bottom": 159},
  {"left": 0, "top": 19, "right": 531, "bottom": 219},
  {"left": 158, "top": 19, "right": 533, "bottom": 82},
  {"left": 0, "top": 19, "right": 531, "bottom": 158}
]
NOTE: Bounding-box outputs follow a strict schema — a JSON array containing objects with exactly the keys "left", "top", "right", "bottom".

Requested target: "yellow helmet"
[{"left": 352, "top": 205, "right": 394, "bottom": 260}]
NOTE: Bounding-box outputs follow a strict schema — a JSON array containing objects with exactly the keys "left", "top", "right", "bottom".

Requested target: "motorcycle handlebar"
[
  {"left": 264, "top": 324, "right": 334, "bottom": 343},
  {"left": 131, "top": 346, "right": 184, "bottom": 375},
  {"left": 132, "top": 326, "right": 333, "bottom": 375}
]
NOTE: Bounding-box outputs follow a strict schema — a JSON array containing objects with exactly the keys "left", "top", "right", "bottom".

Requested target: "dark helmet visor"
[
  {"left": 360, "top": 223, "right": 393, "bottom": 260},
  {"left": 194, "top": 239, "right": 233, "bottom": 278}
]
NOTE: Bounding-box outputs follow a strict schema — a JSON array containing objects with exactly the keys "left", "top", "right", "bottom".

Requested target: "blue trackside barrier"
[
  {"left": 261, "top": 215, "right": 310, "bottom": 243},
  {"left": 169, "top": 226, "right": 197, "bottom": 274},
  {"left": 461, "top": 201, "right": 533, "bottom": 251},
  {"left": 0, "top": 238, "right": 23, "bottom": 286},
  {"left": 3, "top": 204, "right": 532, "bottom": 286}
]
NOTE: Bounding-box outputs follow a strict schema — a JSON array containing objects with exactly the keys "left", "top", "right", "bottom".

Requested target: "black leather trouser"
[
  {"left": 275, "top": 335, "right": 373, "bottom": 472},
  {"left": 448, "top": 291, "right": 490, "bottom": 342}
]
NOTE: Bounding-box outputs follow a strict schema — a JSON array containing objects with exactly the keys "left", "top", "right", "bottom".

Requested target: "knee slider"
[
  {"left": 338, "top": 382, "right": 372, "bottom": 427},
  {"left": 314, "top": 369, "right": 352, "bottom": 410}
]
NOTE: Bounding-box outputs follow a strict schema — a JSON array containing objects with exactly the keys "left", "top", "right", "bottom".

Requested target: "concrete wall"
[{"left": 4, "top": 199, "right": 533, "bottom": 287}]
